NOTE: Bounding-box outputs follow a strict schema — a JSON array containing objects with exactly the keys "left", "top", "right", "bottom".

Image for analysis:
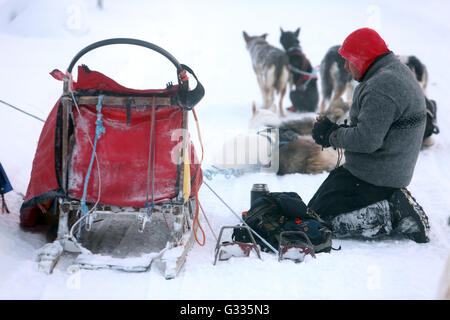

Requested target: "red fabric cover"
[
  {"left": 20, "top": 66, "right": 202, "bottom": 227},
  {"left": 68, "top": 103, "right": 200, "bottom": 207},
  {"left": 20, "top": 101, "right": 61, "bottom": 227},
  {"left": 338, "top": 28, "right": 389, "bottom": 77},
  {"left": 73, "top": 66, "right": 180, "bottom": 95}
]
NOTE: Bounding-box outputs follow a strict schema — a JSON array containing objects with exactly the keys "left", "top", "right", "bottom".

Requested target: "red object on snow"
[
  {"left": 338, "top": 28, "right": 389, "bottom": 78},
  {"left": 20, "top": 66, "right": 202, "bottom": 227}
]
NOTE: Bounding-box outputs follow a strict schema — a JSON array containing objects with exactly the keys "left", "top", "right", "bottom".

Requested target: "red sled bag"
[{"left": 20, "top": 38, "right": 204, "bottom": 227}]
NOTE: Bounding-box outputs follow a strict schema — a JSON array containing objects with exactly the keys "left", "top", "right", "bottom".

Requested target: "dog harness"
[{"left": 287, "top": 47, "right": 318, "bottom": 90}]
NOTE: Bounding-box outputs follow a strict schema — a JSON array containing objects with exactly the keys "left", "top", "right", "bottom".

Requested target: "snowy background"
[{"left": 0, "top": 0, "right": 449, "bottom": 299}]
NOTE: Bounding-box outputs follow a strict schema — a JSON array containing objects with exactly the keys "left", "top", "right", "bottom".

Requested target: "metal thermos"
[{"left": 251, "top": 183, "right": 269, "bottom": 206}]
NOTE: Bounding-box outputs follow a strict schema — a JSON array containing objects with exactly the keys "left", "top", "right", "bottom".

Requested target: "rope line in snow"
[{"left": 0, "top": 99, "right": 45, "bottom": 123}]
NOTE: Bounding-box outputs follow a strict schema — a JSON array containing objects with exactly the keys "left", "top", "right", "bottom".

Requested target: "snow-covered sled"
[{"left": 20, "top": 38, "right": 204, "bottom": 279}]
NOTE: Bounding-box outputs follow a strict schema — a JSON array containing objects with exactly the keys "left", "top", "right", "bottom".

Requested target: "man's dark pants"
[{"left": 308, "top": 166, "right": 398, "bottom": 221}]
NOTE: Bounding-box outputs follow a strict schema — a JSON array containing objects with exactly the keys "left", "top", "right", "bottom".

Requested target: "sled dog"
[
  {"left": 319, "top": 45, "right": 354, "bottom": 113},
  {"left": 248, "top": 102, "right": 282, "bottom": 129},
  {"left": 277, "top": 97, "right": 349, "bottom": 139},
  {"left": 243, "top": 31, "right": 290, "bottom": 117},
  {"left": 250, "top": 104, "right": 340, "bottom": 175},
  {"left": 323, "top": 97, "right": 350, "bottom": 124},
  {"left": 398, "top": 55, "right": 428, "bottom": 94},
  {"left": 209, "top": 103, "right": 279, "bottom": 172},
  {"left": 280, "top": 27, "right": 319, "bottom": 113}
]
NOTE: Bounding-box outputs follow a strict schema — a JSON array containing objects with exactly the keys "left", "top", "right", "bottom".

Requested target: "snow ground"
[{"left": 0, "top": 0, "right": 449, "bottom": 300}]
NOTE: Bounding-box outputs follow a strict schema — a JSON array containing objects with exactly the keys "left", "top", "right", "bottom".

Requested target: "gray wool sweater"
[{"left": 329, "top": 52, "right": 426, "bottom": 188}]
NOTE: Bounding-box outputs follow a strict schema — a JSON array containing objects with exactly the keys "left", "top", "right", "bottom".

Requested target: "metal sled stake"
[
  {"left": 278, "top": 231, "right": 316, "bottom": 263},
  {"left": 213, "top": 225, "right": 262, "bottom": 265}
]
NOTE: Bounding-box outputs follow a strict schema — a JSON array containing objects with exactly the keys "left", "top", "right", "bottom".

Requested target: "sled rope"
[
  {"left": 71, "top": 90, "right": 103, "bottom": 212},
  {"left": 69, "top": 91, "right": 103, "bottom": 241},
  {"left": 199, "top": 200, "right": 218, "bottom": 241},
  {"left": 0, "top": 99, "right": 45, "bottom": 123},
  {"left": 78, "top": 95, "right": 105, "bottom": 237},
  {"left": 191, "top": 109, "right": 206, "bottom": 246}
]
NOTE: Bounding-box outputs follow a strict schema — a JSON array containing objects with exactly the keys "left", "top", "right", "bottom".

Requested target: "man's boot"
[{"left": 389, "top": 188, "right": 430, "bottom": 243}]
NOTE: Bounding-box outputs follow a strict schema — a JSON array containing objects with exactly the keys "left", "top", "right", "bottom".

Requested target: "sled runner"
[{"left": 20, "top": 38, "right": 204, "bottom": 278}]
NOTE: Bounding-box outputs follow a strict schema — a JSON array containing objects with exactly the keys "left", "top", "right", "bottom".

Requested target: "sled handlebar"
[
  {"left": 66, "top": 38, "right": 204, "bottom": 110},
  {"left": 67, "top": 38, "right": 183, "bottom": 75}
]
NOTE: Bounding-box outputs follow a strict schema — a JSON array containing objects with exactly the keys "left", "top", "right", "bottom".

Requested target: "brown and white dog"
[
  {"left": 243, "top": 31, "right": 290, "bottom": 117},
  {"left": 250, "top": 103, "right": 340, "bottom": 175},
  {"left": 211, "top": 100, "right": 347, "bottom": 176}
]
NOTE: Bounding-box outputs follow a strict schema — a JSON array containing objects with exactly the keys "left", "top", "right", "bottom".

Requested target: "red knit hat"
[{"left": 338, "top": 28, "right": 389, "bottom": 77}]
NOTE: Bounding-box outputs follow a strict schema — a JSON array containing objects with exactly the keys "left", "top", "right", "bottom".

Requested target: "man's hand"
[{"left": 312, "top": 116, "right": 339, "bottom": 148}]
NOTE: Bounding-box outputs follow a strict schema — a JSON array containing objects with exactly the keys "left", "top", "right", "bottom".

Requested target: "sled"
[
  {"left": 20, "top": 38, "right": 204, "bottom": 279},
  {"left": 213, "top": 225, "right": 261, "bottom": 265}
]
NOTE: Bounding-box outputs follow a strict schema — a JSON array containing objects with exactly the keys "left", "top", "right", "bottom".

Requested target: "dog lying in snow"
[
  {"left": 209, "top": 103, "right": 278, "bottom": 173},
  {"left": 250, "top": 103, "right": 340, "bottom": 175},
  {"left": 210, "top": 102, "right": 341, "bottom": 175}
]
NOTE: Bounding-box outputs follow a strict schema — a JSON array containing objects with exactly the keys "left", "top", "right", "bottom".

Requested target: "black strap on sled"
[{"left": 66, "top": 38, "right": 205, "bottom": 110}]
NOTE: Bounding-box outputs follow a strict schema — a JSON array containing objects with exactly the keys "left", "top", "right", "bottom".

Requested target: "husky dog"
[
  {"left": 397, "top": 56, "right": 439, "bottom": 147},
  {"left": 277, "top": 137, "right": 339, "bottom": 175},
  {"left": 276, "top": 97, "right": 349, "bottom": 140},
  {"left": 209, "top": 102, "right": 278, "bottom": 172},
  {"left": 250, "top": 104, "right": 340, "bottom": 175},
  {"left": 243, "top": 31, "right": 290, "bottom": 117},
  {"left": 422, "top": 98, "right": 440, "bottom": 148},
  {"left": 398, "top": 55, "right": 428, "bottom": 94},
  {"left": 319, "top": 45, "right": 354, "bottom": 113},
  {"left": 249, "top": 102, "right": 282, "bottom": 129},
  {"left": 280, "top": 27, "right": 319, "bottom": 113},
  {"left": 323, "top": 97, "right": 350, "bottom": 124}
]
